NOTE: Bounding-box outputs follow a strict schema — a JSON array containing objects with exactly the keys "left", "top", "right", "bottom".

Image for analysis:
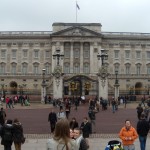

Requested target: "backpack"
[{"left": 3, "top": 129, "right": 12, "bottom": 141}]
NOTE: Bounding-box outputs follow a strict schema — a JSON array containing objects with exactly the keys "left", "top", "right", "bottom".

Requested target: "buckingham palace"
[{"left": 0, "top": 22, "right": 150, "bottom": 102}]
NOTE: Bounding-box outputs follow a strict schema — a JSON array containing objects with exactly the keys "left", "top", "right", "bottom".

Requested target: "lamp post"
[
  {"left": 114, "top": 70, "right": 120, "bottom": 100},
  {"left": 41, "top": 68, "right": 46, "bottom": 103},
  {"left": 53, "top": 49, "right": 64, "bottom": 66},
  {"left": 97, "top": 50, "right": 108, "bottom": 66}
]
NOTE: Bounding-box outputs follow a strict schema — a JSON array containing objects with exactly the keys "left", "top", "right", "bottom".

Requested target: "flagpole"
[{"left": 76, "top": 1, "right": 77, "bottom": 23}]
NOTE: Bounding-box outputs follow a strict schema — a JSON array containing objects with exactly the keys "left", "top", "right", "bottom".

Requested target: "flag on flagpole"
[{"left": 76, "top": 2, "right": 80, "bottom": 10}]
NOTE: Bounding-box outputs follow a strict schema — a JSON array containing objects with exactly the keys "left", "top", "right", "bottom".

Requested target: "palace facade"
[{"left": 0, "top": 22, "right": 150, "bottom": 101}]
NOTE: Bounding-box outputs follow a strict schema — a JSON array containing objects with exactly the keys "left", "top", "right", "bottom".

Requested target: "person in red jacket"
[{"left": 119, "top": 119, "right": 138, "bottom": 150}]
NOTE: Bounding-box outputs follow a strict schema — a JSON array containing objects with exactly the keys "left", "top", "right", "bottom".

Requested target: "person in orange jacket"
[{"left": 119, "top": 119, "right": 138, "bottom": 150}]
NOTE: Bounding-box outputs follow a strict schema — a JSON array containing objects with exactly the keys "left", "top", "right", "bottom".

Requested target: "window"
[
  {"left": 147, "top": 65, "right": 150, "bottom": 74},
  {"left": 83, "top": 42, "right": 90, "bottom": 58},
  {"left": 1, "top": 50, "right": 6, "bottom": 58},
  {"left": 74, "top": 49, "right": 80, "bottom": 58},
  {"left": 45, "top": 63, "right": 51, "bottom": 74},
  {"left": 12, "top": 49, "right": 17, "bottom": 59},
  {"left": 136, "top": 64, "right": 141, "bottom": 75},
  {"left": 23, "top": 49, "right": 28, "bottom": 58},
  {"left": 125, "top": 64, "right": 130, "bottom": 75},
  {"left": 136, "top": 51, "right": 141, "bottom": 59},
  {"left": 125, "top": 50, "right": 130, "bottom": 59},
  {"left": 45, "top": 50, "right": 50, "bottom": 58},
  {"left": 34, "top": 50, "right": 39, "bottom": 58},
  {"left": 33, "top": 63, "right": 39, "bottom": 75},
  {"left": 11, "top": 63, "right": 17, "bottom": 74},
  {"left": 73, "top": 63, "right": 80, "bottom": 73},
  {"left": 0, "top": 63, "right": 5, "bottom": 74},
  {"left": 64, "top": 63, "right": 70, "bottom": 73},
  {"left": 83, "top": 63, "right": 90, "bottom": 73},
  {"left": 64, "top": 49, "right": 70, "bottom": 58},
  {"left": 147, "top": 51, "right": 150, "bottom": 59},
  {"left": 114, "top": 50, "right": 119, "bottom": 59},
  {"left": 22, "top": 63, "right": 28, "bottom": 75}
]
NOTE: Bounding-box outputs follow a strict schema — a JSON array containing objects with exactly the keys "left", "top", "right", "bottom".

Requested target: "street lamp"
[
  {"left": 97, "top": 50, "right": 108, "bottom": 66},
  {"left": 41, "top": 68, "right": 46, "bottom": 103},
  {"left": 115, "top": 70, "right": 119, "bottom": 84},
  {"left": 53, "top": 49, "right": 64, "bottom": 66}
]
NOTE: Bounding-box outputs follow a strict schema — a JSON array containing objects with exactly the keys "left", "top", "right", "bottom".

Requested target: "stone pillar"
[
  {"left": 53, "top": 76, "right": 63, "bottom": 99},
  {"left": 70, "top": 42, "right": 74, "bottom": 73},
  {"left": 98, "top": 76, "right": 108, "bottom": 100},
  {"left": 41, "top": 86, "right": 46, "bottom": 103},
  {"left": 80, "top": 43, "right": 83, "bottom": 73}
]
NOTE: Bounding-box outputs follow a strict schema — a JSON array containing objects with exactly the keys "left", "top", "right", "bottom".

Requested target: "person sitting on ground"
[
  {"left": 46, "top": 119, "right": 78, "bottom": 150},
  {"left": 74, "top": 127, "right": 89, "bottom": 150}
]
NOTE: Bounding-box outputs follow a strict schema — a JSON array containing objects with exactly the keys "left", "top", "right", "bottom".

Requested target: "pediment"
[{"left": 51, "top": 26, "right": 103, "bottom": 37}]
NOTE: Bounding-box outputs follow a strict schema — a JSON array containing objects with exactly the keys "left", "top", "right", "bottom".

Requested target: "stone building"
[{"left": 0, "top": 22, "right": 150, "bottom": 101}]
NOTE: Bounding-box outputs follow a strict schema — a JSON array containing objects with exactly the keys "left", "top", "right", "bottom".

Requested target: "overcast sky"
[{"left": 0, "top": 0, "right": 150, "bottom": 33}]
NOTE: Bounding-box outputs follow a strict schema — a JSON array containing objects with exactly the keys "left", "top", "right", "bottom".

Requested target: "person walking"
[
  {"left": 136, "top": 104, "right": 143, "bottom": 120},
  {"left": 74, "top": 127, "right": 89, "bottom": 150},
  {"left": 69, "top": 117, "right": 79, "bottom": 130},
  {"left": 48, "top": 109, "right": 57, "bottom": 133},
  {"left": 13, "top": 118, "right": 25, "bottom": 150},
  {"left": 80, "top": 117, "right": 92, "bottom": 139},
  {"left": 119, "top": 119, "right": 138, "bottom": 150},
  {"left": 137, "top": 113, "right": 149, "bottom": 150},
  {"left": 57, "top": 108, "right": 66, "bottom": 120},
  {"left": 46, "top": 119, "right": 78, "bottom": 150},
  {"left": 0, "top": 107, "right": 6, "bottom": 126},
  {"left": 1, "top": 119, "right": 14, "bottom": 150}
]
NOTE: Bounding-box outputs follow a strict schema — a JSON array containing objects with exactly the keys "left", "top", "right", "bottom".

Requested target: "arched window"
[
  {"left": 125, "top": 63, "right": 131, "bottom": 75},
  {"left": 11, "top": 62, "right": 17, "bottom": 75},
  {"left": 114, "top": 63, "right": 120, "bottom": 73},
  {"left": 147, "top": 64, "right": 150, "bottom": 74},
  {"left": 136, "top": 63, "right": 141, "bottom": 75},
  {"left": 0, "top": 63, "right": 6, "bottom": 74},
  {"left": 33, "top": 63, "right": 39, "bottom": 75},
  {"left": 45, "top": 63, "right": 51, "bottom": 74}
]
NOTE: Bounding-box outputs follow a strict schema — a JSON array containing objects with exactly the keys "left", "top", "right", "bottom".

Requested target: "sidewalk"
[{"left": 0, "top": 136, "right": 149, "bottom": 150}]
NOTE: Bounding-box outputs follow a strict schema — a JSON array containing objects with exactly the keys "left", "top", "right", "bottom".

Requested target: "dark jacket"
[
  {"left": 13, "top": 122, "right": 24, "bottom": 143},
  {"left": 79, "top": 138, "right": 89, "bottom": 150},
  {"left": 48, "top": 112, "right": 57, "bottom": 123},
  {"left": 137, "top": 118, "right": 149, "bottom": 136},
  {"left": 80, "top": 121, "right": 92, "bottom": 138},
  {"left": 1, "top": 123, "right": 13, "bottom": 146}
]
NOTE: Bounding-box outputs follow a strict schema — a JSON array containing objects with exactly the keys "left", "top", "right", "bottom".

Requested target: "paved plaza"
[{"left": 0, "top": 102, "right": 150, "bottom": 149}]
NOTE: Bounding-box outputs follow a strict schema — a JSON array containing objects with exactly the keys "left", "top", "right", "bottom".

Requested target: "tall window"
[
  {"left": 11, "top": 63, "right": 17, "bottom": 74},
  {"left": 0, "top": 63, "right": 5, "bottom": 74},
  {"left": 64, "top": 42, "right": 70, "bottom": 58},
  {"left": 45, "top": 63, "right": 51, "bottom": 74},
  {"left": 34, "top": 49, "right": 39, "bottom": 58},
  {"left": 12, "top": 49, "right": 17, "bottom": 59},
  {"left": 114, "top": 50, "right": 119, "bottom": 59},
  {"left": 83, "top": 42, "right": 90, "bottom": 58},
  {"left": 147, "top": 51, "right": 150, "bottom": 59},
  {"left": 64, "top": 63, "right": 70, "bottom": 73},
  {"left": 1, "top": 49, "right": 6, "bottom": 58},
  {"left": 23, "top": 49, "right": 28, "bottom": 58},
  {"left": 125, "top": 64, "right": 130, "bottom": 74},
  {"left": 45, "top": 50, "right": 50, "bottom": 58},
  {"left": 125, "top": 50, "right": 130, "bottom": 59},
  {"left": 22, "top": 63, "right": 28, "bottom": 75},
  {"left": 147, "top": 65, "right": 150, "bottom": 74},
  {"left": 33, "top": 63, "right": 39, "bottom": 74},
  {"left": 74, "top": 49, "right": 80, "bottom": 58},
  {"left": 83, "top": 63, "right": 90, "bottom": 73},
  {"left": 73, "top": 63, "right": 80, "bottom": 73},
  {"left": 136, "top": 51, "right": 141, "bottom": 59},
  {"left": 136, "top": 64, "right": 141, "bottom": 75}
]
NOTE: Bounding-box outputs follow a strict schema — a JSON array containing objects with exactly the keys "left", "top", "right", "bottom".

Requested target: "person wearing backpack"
[
  {"left": 0, "top": 107, "right": 6, "bottom": 126},
  {"left": 1, "top": 119, "right": 13, "bottom": 150}
]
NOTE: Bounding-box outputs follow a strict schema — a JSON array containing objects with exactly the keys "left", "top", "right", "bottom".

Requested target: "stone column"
[
  {"left": 70, "top": 42, "right": 73, "bottom": 73},
  {"left": 41, "top": 85, "right": 46, "bottom": 103},
  {"left": 80, "top": 42, "right": 83, "bottom": 73}
]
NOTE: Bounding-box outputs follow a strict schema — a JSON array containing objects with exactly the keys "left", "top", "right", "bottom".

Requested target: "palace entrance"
[{"left": 63, "top": 75, "right": 98, "bottom": 99}]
